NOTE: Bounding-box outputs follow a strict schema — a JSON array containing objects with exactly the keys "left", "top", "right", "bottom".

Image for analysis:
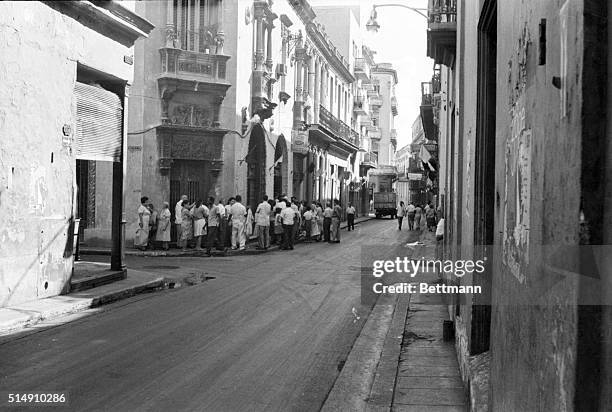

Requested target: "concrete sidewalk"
[
  {"left": 321, "top": 229, "right": 466, "bottom": 412},
  {"left": 0, "top": 269, "right": 169, "bottom": 337},
  {"left": 80, "top": 215, "right": 374, "bottom": 258}
]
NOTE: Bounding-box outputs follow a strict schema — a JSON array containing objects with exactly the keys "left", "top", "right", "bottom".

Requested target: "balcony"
[
  {"left": 158, "top": 27, "right": 231, "bottom": 98},
  {"left": 353, "top": 95, "right": 368, "bottom": 115},
  {"left": 354, "top": 57, "right": 371, "bottom": 82},
  {"left": 370, "top": 96, "right": 383, "bottom": 108},
  {"left": 369, "top": 129, "right": 381, "bottom": 140},
  {"left": 361, "top": 151, "right": 378, "bottom": 169},
  {"left": 420, "top": 82, "right": 437, "bottom": 141},
  {"left": 427, "top": 0, "right": 457, "bottom": 67},
  {"left": 391, "top": 96, "right": 398, "bottom": 116},
  {"left": 309, "top": 105, "right": 360, "bottom": 149}
]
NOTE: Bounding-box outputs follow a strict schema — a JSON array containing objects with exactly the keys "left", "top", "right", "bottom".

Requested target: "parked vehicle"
[{"left": 369, "top": 167, "right": 398, "bottom": 218}]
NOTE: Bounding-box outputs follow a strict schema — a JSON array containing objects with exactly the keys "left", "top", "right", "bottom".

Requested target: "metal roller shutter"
[{"left": 74, "top": 82, "right": 123, "bottom": 162}]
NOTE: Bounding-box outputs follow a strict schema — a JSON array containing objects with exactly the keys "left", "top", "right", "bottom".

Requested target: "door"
[{"left": 169, "top": 160, "right": 210, "bottom": 242}]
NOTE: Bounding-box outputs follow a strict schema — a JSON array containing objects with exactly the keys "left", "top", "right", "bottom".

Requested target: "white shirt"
[
  {"left": 175, "top": 201, "right": 184, "bottom": 224},
  {"left": 277, "top": 201, "right": 287, "bottom": 210},
  {"left": 256, "top": 201, "right": 271, "bottom": 226},
  {"left": 280, "top": 206, "right": 296, "bottom": 225},
  {"left": 230, "top": 202, "right": 247, "bottom": 223},
  {"left": 407, "top": 204, "right": 416, "bottom": 213},
  {"left": 217, "top": 204, "right": 226, "bottom": 217},
  {"left": 346, "top": 206, "right": 356, "bottom": 215}
]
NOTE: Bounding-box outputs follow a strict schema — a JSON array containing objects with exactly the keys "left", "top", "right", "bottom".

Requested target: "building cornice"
[
  {"left": 43, "top": 1, "right": 154, "bottom": 47},
  {"left": 289, "top": 0, "right": 354, "bottom": 83},
  {"left": 372, "top": 64, "right": 398, "bottom": 84}
]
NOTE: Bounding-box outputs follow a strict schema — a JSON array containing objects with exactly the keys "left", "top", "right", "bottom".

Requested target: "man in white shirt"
[
  {"left": 280, "top": 204, "right": 296, "bottom": 250},
  {"left": 175, "top": 195, "right": 188, "bottom": 248},
  {"left": 230, "top": 195, "right": 247, "bottom": 250},
  {"left": 346, "top": 203, "right": 356, "bottom": 231},
  {"left": 407, "top": 202, "right": 416, "bottom": 231},
  {"left": 256, "top": 195, "right": 271, "bottom": 249}
]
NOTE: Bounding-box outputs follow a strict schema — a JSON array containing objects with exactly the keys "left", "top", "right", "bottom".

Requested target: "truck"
[{"left": 369, "top": 167, "right": 398, "bottom": 219}]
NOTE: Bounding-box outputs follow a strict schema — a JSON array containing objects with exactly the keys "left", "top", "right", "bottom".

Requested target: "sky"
[{"left": 310, "top": 0, "right": 434, "bottom": 149}]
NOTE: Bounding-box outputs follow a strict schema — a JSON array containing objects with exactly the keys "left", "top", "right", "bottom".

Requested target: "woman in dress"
[
  {"left": 192, "top": 199, "right": 208, "bottom": 250},
  {"left": 135, "top": 196, "right": 151, "bottom": 251},
  {"left": 310, "top": 204, "right": 321, "bottom": 242},
  {"left": 245, "top": 205, "right": 254, "bottom": 239},
  {"left": 155, "top": 202, "right": 171, "bottom": 250},
  {"left": 148, "top": 202, "right": 158, "bottom": 248},
  {"left": 180, "top": 200, "right": 194, "bottom": 251}
]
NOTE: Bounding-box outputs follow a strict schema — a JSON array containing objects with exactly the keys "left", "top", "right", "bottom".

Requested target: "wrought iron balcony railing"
[
  {"left": 428, "top": 0, "right": 457, "bottom": 25},
  {"left": 319, "top": 105, "right": 360, "bottom": 146}
]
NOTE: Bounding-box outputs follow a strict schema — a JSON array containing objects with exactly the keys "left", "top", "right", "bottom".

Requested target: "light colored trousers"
[
  {"left": 331, "top": 217, "right": 341, "bottom": 241},
  {"left": 257, "top": 225, "right": 270, "bottom": 248},
  {"left": 231, "top": 220, "right": 245, "bottom": 248}
]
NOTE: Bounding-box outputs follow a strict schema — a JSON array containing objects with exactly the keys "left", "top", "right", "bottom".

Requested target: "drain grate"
[{"left": 142, "top": 265, "right": 180, "bottom": 270}]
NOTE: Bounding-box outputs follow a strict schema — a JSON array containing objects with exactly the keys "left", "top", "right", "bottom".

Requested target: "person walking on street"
[
  {"left": 415, "top": 204, "right": 423, "bottom": 232},
  {"left": 330, "top": 199, "right": 342, "bottom": 243},
  {"left": 230, "top": 195, "right": 247, "bottom": 250},
  {"left": 346, "top": 203, "right": 356, "bottom": 231},
  {"left": 155, "top": 201, "right": 171, "bottom": 250},
  {"left": 174, "top": 195, "right": 188, "bottom": 249},
  {"left": 426, "top": 203, "right": 436, "bottom": 231},
  {"left": 323, "top": 202, "right": 333, "bottom": 242},
  {"left": 256, "top": 195, "right": 271, "bottom": 250},
  {"left": 206, "top": 197, "right": 219, "bottom": 256},
  {"left": 407, "top": 201, "right": 416, "bottom": 230},
  {"left": 280, "top": 202, "right": 296, "bottom": 250},
  {"left": 397, "top": 201, "right": 407, "bottom": 230}
]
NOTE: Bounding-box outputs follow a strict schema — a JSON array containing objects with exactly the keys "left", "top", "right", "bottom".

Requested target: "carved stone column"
[
  {"left": 313, "top": 56, "right": 320, "bottom": 123},
  {"left": 254, "top": 9, "right": 265, "bottom": 71},
  {"left": 165, "top": 0, "right": 176, "bottom": 47},
  {"left": 266, "top": 23, "right": 273, "bottom": 71},
  {"left": 216, "top": 0, "right": 225, "bottom": 54}
]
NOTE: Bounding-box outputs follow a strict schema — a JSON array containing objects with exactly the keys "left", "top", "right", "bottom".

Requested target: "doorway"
[
  {"left": 471, "top": 0, "right": 497, "bottom": 355},
  {"left": 170, "top": 160, "right": 210, "bottom": 242},
  {"left": 247, "top": 124, "right": 266, "bottom": 209}
]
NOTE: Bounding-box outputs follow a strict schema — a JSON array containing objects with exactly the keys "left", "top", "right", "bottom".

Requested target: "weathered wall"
[
  {"left": 489, "top": 0, "right": 583, "bottom": 409},
  {"left": 0, "top": 2, "right": 134, "bottom": 306}
]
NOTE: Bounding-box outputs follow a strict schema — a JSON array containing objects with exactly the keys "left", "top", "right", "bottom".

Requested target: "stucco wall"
[
  {"left": 0, "top": 2, "right": 134, "bottom": 306},
  {"left": 489, "top": 0, "right": 583, "bottom": 409}
]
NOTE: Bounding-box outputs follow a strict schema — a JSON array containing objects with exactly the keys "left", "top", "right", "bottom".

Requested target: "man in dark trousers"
[{"left": 280, "top": 202, "right": 296, "bottom": 250}]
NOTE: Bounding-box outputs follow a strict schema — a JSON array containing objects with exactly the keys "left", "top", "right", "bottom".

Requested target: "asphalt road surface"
[{"left": 0, "top": 219, "right": 418, "bottom": 412}]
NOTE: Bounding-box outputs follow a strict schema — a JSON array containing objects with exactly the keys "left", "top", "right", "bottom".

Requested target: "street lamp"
[{"left": 366, "top": 3, "right": 429, "bottom": 32}]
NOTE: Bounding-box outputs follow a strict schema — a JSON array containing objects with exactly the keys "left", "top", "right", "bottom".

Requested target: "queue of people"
[{"left": 135, "top": 193, "right": 357, "bottom": 254}]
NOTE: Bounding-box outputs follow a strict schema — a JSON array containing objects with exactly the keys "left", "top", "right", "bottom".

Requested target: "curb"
[
  {"left": 80, "top": 216, "right": 375, "bottom": 258},
  {"left": 0, "top": 275, "right": 167, "bottom": 337},
  {"left": 321, "top": 290, "right": 410, "bottom": 412}
]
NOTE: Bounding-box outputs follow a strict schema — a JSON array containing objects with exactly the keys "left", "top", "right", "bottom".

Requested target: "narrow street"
[{"left": 0, "top": 219, "right": 417, "bottom": 412}]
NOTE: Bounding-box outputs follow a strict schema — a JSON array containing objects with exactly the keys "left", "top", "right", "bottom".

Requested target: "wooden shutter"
[{"left": 74, "top": 82, "right": 123, "bottom": 162}]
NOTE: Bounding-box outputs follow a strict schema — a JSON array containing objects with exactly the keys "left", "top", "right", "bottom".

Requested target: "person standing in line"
[
  {"left": 346, "top": 203, "right": 356, "bottom": 231},
  {"left": 397, "top": 201, "right": 407, "bottom": 230},
  {"left": 256, "top": 195, "right": 271, "bottom": 250},
  {"left": 330, "top": 199, "right": 342, "bottom": 243},
  {"left": 180, "top": 199, "right": 194, "bottom": 251},
  {"left": 148, "top": 201, "right": 158, "bottom": 248},
  {"left": 135, "top": 196, "right": 151, "bottom": 251},
  {"left": 303, "top": 205, "right": 313, "bottom": 242},
  {"left": 316, "top": 202, "right": 324, "bottom": 241},
  {"left": 414, "top": 204, "right": 423, "bottom": 232},
  {"left": 192, "top": 199, "right": 209, "bottom": 250},
  {"left": 216, "top": 199, "right": 226, "bottom": 251},
  {"left": 310, "top": 204, "right": 321, "bottom": 241},
  {"left": 155, "top": 201, "right": 171, "bottom": 250},
  {"left": 406, "top": 201, "right": 416, "bottom": 230},
  {"left": 206, "top": 197, "right": 219, "bottom": 256},
  {"left": 230, "top": 195, "right": 247, "bottom": 250},
  {"left": 323, "top": 202, "right": 333, "bottom": 242},
  {"left": 225, "top": 197, "right": 235, "bottom": 248},
  {"left": 280, "top": 201, "right": 296, "bottom": 250},
  {"left": 291, "top": 198, "right": 300, "bottom": 242},
  {"left": 174, "top": 194, "right": 188, "bottom": 249},
  {"left": 245, "top": 204, "right": 254, "bottom": 239}
]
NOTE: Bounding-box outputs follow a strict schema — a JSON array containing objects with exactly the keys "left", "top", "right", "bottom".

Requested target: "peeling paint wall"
[{"left": 0, "top": 2, "right": 135, "bottom": 307}]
